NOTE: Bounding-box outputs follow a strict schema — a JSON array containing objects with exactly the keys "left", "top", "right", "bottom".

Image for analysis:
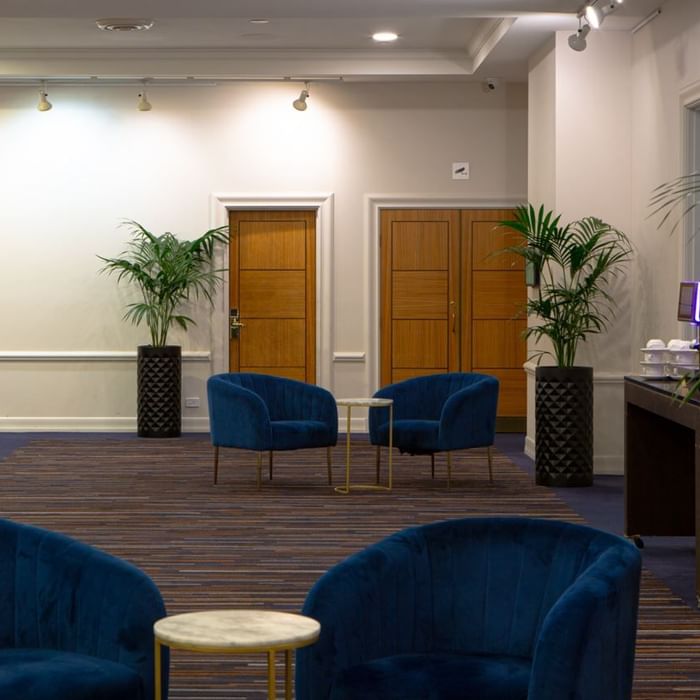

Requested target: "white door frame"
[{"left": 209, "top": 192, "right": 335, "bottom": 390}]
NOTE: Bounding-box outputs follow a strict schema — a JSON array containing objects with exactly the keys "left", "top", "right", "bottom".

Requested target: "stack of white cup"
[
  {"left": 666, "top": 339, "right": 698, "bottom": 378},
  {"left": 639, "top": 339, "right": 666, "bottom": 378}
]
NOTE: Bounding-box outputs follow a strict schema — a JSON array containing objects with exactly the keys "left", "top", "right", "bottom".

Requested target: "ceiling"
[{"left": 0, "top": 0, "right": 665, "bottom": 83}]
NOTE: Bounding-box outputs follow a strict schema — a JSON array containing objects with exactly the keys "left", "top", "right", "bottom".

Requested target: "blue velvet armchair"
[
  {"left": 369, "top": 372, "right": 499, "bottom": 487},
  {"left": 297, "top": 517, "right": 641, "bottom": 700},
  {"left": 0, "top": 518, "right": 167, "bottom": 700},
  {"left": 207, "top": 373, "right": 338, "bottom": 488}
]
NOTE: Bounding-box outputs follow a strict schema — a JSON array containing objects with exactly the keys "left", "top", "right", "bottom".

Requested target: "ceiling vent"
[{"left": 96, "top": 18, "right": 155, "bottom": 32}]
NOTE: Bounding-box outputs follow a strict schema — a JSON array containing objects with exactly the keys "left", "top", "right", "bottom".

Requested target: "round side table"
[
  {"left": 154, "top": 609, "right": 320, "bottom": 700},
  {"left": 335, "top": 397, "right": 393, "bottom": 493}
]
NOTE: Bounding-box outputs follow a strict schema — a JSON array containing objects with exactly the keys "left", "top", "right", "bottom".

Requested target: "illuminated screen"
[{"left": 678, "top": 281, "right": 700, "bottom": 323}]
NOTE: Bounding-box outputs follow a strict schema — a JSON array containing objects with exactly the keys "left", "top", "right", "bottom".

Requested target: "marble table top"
[
  {"left": 154, "top": 610, "right": 320, "bottom": 651},
  {"left": 335, "top": 397, "right": 393, "bottom": 407}
]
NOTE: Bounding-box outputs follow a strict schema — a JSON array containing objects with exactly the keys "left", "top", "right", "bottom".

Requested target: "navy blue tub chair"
[
  {"left": 297, "top": 517, "right": 641, "bottom": 700},
  {"left": 207, "top": 372, "right": 338, "bottom": 488},
  {"left": 369, "top": 372, "right": 499, "bottom": 487},
  {"left": 0, "top": 518, "right": 167, "bottom": 700}
]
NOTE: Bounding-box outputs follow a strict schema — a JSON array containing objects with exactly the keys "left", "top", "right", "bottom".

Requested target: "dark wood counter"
[{"left": 624, "top": 376, "right": 700, "bottom": 604}]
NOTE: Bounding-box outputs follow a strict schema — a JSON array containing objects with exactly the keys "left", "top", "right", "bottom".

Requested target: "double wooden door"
[
  {"left": 228, "top": 210, "right": 316, "bottom": 382},
  {"left": 380, "top": 208, "right": 526, "bottom": 427}
]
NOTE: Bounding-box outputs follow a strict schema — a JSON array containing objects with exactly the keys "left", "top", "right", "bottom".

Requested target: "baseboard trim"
[
  {"left": 0, "top": 351, "right": 210, "bottom": 363},
  {"left": 0, "top": 417, "right": 211, "bottom": 432},
  {"left": 524, "top": 436, "right": 535, "bottom": 460},
  {"left": 594, "top": 455, "right": 624, "bottom": 476}
]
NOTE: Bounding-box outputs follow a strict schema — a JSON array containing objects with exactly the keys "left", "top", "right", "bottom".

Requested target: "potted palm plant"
[
  {"left": 99, "top": 221, "right": 229, "bottom": 438},
  {"left": 498, "top": 204, "right": 633, "bottom": 486}
]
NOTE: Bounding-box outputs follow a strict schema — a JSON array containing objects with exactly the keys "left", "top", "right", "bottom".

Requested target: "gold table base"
[{"left": 334, "top": 399, "right": 393, "bottom": 493}]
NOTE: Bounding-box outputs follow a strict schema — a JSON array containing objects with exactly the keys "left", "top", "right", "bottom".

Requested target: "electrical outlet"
[{"left": 185, "top": 397, "right": 200, "bottom": 408}]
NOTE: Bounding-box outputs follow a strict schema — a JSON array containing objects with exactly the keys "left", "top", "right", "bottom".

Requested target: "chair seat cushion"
[
  {"left": 271, "top": 420, "right": 335, "bottom": 450},
  {"left": 329, "top": 652, "right": 530, "bottom": 700},
  {"left": 373, "top": 419, "right": 440, "bottom": 454},
  {"left": 0, "top": 648, "right": 143, "bottom": 700}
]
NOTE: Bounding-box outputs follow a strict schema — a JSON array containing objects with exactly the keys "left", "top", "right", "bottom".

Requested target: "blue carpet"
[{"left": 0, "top": 431, "right": 695, "bottom": 609}]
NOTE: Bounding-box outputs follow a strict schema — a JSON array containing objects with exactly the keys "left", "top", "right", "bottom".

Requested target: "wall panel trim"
[{"left": 0, "top": 350, "right": 210, "bottom": 362}]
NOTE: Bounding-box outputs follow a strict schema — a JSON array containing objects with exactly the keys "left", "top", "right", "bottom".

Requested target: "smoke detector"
[{"left": 96, "top": 18, "right": 155, "bottom": 32}]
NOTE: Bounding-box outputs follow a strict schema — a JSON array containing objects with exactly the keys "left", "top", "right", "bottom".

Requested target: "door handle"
[
  {"left": 230, "top": 310, "right": 246, "bottom": 339},
  {"left": 450, "top": 300, "right": 456, "bottom": 333}
]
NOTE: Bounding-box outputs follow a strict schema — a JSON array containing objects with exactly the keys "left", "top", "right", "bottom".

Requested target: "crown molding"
[{"left": 0, "top": 47, "right": 481, "bottom": 81}]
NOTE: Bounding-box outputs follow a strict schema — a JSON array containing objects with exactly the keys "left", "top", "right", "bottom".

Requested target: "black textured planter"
[
  {"left": 535, "top": 366, "right": 593, "bottom": 487},
  {"left": 137, "top": 345, "right": 181, "bottom": 438}
]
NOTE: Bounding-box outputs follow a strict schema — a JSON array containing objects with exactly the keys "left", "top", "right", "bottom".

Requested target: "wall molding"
[
  {"left": 0, "top": 350, "right": 210, "bottom": 362},
  {"left": 333, "top": 352, "right": 366, "bottom": 363},
  {"left": 0, "top": 417, "right": 210, "bottom": 432},
  {"left": 209, "top": 192, "right": 334, "bottom": 390},
  {"left": 522, "top": 361, "right": 627, "bottom": 384},
  {"left": 366, "top": 195, "right": 526, "bottom": 394}
]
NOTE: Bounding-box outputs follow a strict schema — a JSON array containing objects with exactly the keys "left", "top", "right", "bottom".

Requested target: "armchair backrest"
[
  {"left": 299, "top": 517, "right": 640, "bottom": 700},
  {"left": 371, "top": 372, "right": 497, "bottom": 423},
  {"left": 209, "top": 372, "right": 335, "bottom": 422},
  {"left": 0, "top": 519, "right": 166, "bottom": 700}
]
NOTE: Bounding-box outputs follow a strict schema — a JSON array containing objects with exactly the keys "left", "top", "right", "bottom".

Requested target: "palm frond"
[
  {"left": 497, "top": 204, "right": 632, "bottom": 367},
  {"left": 98, "top": 222, "right": 229, "bottom": 347}
]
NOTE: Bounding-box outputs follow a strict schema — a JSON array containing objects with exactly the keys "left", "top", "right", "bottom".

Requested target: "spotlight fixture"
[
  {"left": 137, "top": 83, "right": 152, "bottom": 112},
  {"left": 584, "top": 2, "right": 603, "bottom": 28},
  {"left": 96, "top": 18, "right": 154, "bottom": 32},
  {"left": 568, "top": 20, "right": 591, "bottom": 51},
  {"left": 37, "top": 82, "right": 52, "bottom": 112},
  {"left": 372, "top": 31, "right": 399, "bottom": 42},
  {"left": 293, "top": 82, "right": 310, "bottom": 111}
]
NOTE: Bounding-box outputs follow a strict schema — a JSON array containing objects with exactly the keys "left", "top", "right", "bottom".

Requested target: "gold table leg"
[
  {"left": 285, "top": 649, "right": 292, "bottom": 700},
  {"left": 346, "top": 406, "right": 352, "bottom": 492},
  {"left": 154, "top": 639, "right": 162, "bottom": 700},
  {"left": 268, "top": 649, "right": 276, "bottom": 699}
]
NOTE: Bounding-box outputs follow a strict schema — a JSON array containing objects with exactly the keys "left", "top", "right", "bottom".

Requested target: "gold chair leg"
[
  {"left": 487, "top": 446, "right": 494, "bottom": 483},
  {"left": 431, "top": 454, "right": 435, "bottom": 479},
  {"left": 269, "top": 451, "right": 273, "bottom": 480},
  {"left": 256, "top": 452, "right": 262, "bottom": 490},
  {"left": 447, "top": 452, "right": 452, "bottom": 489},
  {"left": 375, "top": 446, "right": 381, "bottom": 484},
  {"left": 213, "top": 446, "right": 219, "bottom": 485},
  {"left": 327, "top": 446, "right": 333, "bottom": 485}
]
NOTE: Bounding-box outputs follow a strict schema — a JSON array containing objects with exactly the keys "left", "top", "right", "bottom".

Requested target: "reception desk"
[{"left": 624, "top": 376, "right": 699, "bottom": 603}]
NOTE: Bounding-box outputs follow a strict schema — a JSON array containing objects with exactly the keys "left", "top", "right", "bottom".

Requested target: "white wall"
[
  {"left": 632, "top": 0, "right": 700, "bottom": 346},
  {"left": 524, "top": 0, "right": 700, "bottom": 475},
  {"left": 525, "top": 29, "right": 634, "bottom": 473},
  {"left": 0, "top": 80, "right": 527, "bottom": 430}
]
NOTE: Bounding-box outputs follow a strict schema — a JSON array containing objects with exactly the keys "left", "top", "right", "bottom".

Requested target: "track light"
[
  {"left": 584, "top": 2, "right": 603, "bottom": 28},
  {"left": 293, "top": 82, "right": 310, "bottom": 111},
  {"left": 37, "top": 82, "right": 52, "bottom": 112},
  {"left": 137, "top": 83, "right": 152, "bottom": 111},
  {"left": 568, "top": 20, "right": 591, "bottom": 51}
]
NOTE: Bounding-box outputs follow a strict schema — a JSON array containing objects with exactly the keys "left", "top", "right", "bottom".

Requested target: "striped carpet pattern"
[{"left": 1, "top": 436, "right": 699, "bottom": 698}]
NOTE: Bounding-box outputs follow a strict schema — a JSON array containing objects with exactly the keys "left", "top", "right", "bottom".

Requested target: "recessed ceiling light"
[
  {"left": 372, "top": 31, "right": 399, "bottom": 43},
  {"left": 249, "top": 19, "right": 270, "bottom": 24},
  {"left": 96, "top": 18, "right": 155, "bottom": 32}
]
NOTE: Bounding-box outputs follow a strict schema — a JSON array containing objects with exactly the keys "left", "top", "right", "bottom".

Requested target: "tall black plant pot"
[
  {"left": 535, "top": 366, "right": 593, "bottom": 487},
  {"left": 137, "top": 345, "right": 181, "bottom": 438}
]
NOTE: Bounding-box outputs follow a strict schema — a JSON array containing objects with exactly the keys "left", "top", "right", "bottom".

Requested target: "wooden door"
[
  {"left": 380, "top": 209, "right": 460, "bottom": 386},
  {"left": 379, "top": 207, "right": 526, "bottom": 430},
  {"left": 462, "top": 209, "right": 526, "bottom": 426},
  {"left": 229, "top": 210, "right": 316, "bottom": 383}
]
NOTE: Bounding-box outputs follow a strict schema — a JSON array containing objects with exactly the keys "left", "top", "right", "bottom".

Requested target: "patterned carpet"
[{"left": 1, "top": 436, "right": 699, "bottom": 699}]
